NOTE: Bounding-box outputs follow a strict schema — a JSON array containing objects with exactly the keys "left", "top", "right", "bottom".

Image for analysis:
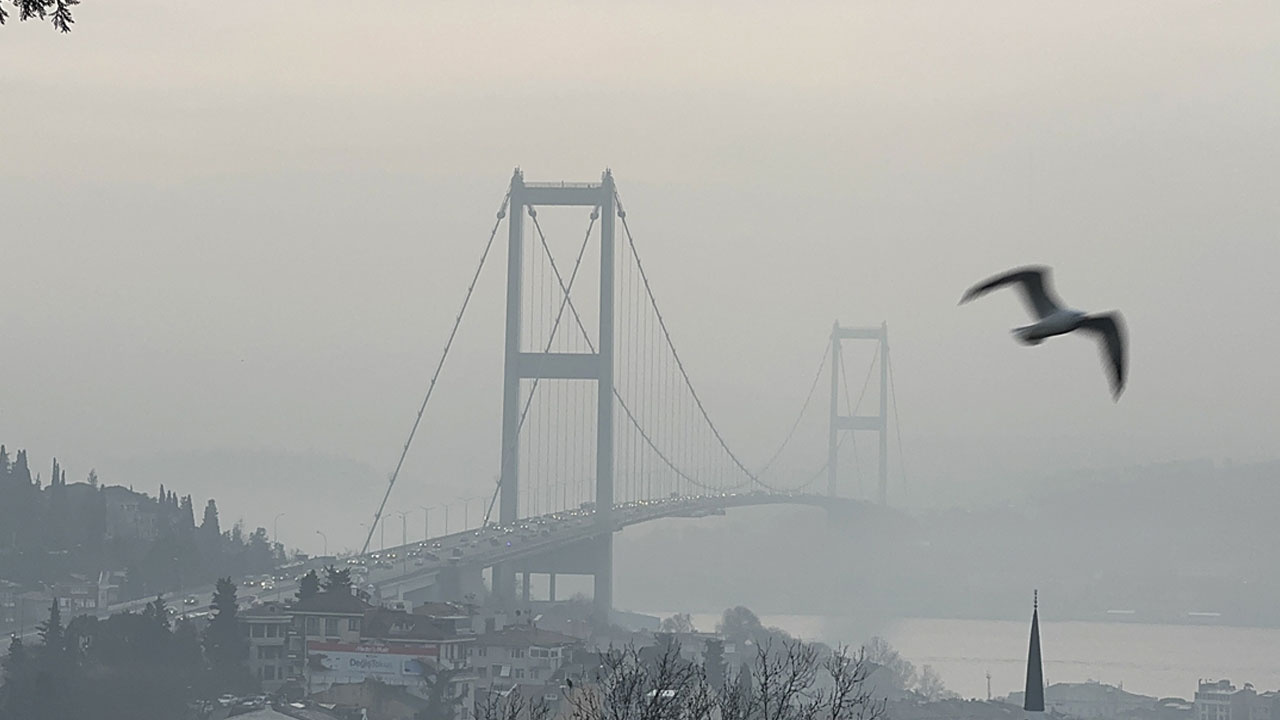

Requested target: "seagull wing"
[
  {"left": 959, "top": 266, "right": 1064, "bottom": 320},
  {"left": 1077, "top": 312, "right": 1127, "bottom": 400}
]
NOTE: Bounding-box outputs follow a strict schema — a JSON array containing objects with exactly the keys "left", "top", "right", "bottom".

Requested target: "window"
[
  {"left": 477, "top": 647, "right": 487, "bottom": 657},
  {"left": 530, "top": 669, "right": 540, "bottom": 680},
  {"left": 324, "top": 618, "right": 339, "bottom": 636},
  {"left": 305, "top": 617, "right": 319, "bottom": 634},
  {"left": 252, "top": 624, "right": 266, "bottom": 638},
  {"left": 510, "top": 648, "right": 524, "bottom": 659},
  {"left": 266, "top": 625, "right": 279, "bottom": 638},
  {"left": 348, "top": 618, "right": 360, "bottom": 632},
  {"left": 514, "top": 669, "right": 524, "bottom": 679}
]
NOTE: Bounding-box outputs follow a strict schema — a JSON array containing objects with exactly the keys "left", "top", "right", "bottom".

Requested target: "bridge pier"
[{"left": 593, "top": 534, "right": 613, "bottom": 626}]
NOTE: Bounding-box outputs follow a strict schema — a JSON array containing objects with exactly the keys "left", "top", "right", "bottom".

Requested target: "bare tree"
[
  {"left": 825, "top": 646, "right": 887, "bottom": 720},
  {"left": 475, "top": 685, "right": 553, "bottom": 720},
  {"left": 565, "top": 638, "right": 885, "bottom": 720},
  {"left": 566, "top": 642, "right": 715, "bottom": 720}
]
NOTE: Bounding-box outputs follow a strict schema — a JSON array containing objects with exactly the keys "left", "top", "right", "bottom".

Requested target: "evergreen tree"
[
  {"left": 203, "top": 578, "right": 250, "bottom": 694},
  {"left": 2, "top": 634, "right": 26, "bottom": 684},
  {"left": 38, "top": 599, "right": 64, "bottom": 649},
  {"left": 322, "top": 565, "right": 352, "bottom": 595},
  {"left": 1, "top": 634, "right": 34, "bottom": 719},
  {"left": 13, "top": 449, "right": 31, "bottom": 485},
  {"left": 179, "top": 494, "right": 195, "bottom": 530},
  {"left": 86, "top": 468, "right": 97, "bottom": 487},
  {"left": 297, "top": 569, "right": 320, "bottom": 601},
  {"left": 201, "top": 499, "right": 220, "bottom": 537}
]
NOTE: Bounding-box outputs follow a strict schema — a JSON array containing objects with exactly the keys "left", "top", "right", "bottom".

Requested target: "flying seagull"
[{"left": 960, "top": 265, "right": 1127, "bottom": 399}]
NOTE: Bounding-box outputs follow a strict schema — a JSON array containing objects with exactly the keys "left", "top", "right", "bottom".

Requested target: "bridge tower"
[
  {"left": 496, "top": 169, "right": 616, "bottom": 624},
  {"left": 827, "top": 322, "right": 890, "bottom": 505}
]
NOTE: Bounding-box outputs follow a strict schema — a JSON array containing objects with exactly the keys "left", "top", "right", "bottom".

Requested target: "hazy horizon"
[{"left": 4, "top": 1, "right": 1279, "bottom": 554}]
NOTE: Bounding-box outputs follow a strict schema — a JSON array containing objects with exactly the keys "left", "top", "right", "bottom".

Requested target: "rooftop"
[
  {"left": 477, "top": 625, "right": 581, "bottom": 649},
  {"left": 411, "top": 601, "right": 470, "bottom": 619},
  {"left": 290, "top": 591, "right": 373, "bottom": 616},
  {"left": 241, "top": 601, "right": 293, "bottom": 620},
  {"left": 363, "top": 608, "right": 453, "bottom": 642}
]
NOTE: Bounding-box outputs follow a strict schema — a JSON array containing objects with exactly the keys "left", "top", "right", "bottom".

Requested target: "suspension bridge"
[{"left": 354, "top": 169, "right": 908, "bottom": 624}]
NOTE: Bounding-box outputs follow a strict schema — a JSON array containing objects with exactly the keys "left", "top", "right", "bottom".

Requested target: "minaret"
[{"left": 1024, "top": 590, "right": 1045, "bottom": 712}]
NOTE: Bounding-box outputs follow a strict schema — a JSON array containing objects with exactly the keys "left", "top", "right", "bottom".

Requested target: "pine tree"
[
  {"left": 296, "top": 570, "right": 320, "bottom": 601},
  {"left": 2, "top": 634, "right": 25, "bottom": 682},
  {"left": 1, "top": 634, "right": 34, "bottom": 719},
  {"left": 322, "top": 565, "right": 352, "bottom": 595},
  {"left": 86, "top": 468, "right": 98, "bottom": 487},
  {"left": 179, "top": 495, "right": 195, "bottom": 530},
  {"left": 39, "top": 599, "right": 65, "bottom": 649},
  {"left": 203, "top": 578, "right": 250, "bottom": 694},
  {"left": 13, "top": 449, "right": 31, "bottom": 485}
]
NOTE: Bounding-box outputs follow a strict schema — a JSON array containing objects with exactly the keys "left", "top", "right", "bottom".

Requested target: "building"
[
  {"left": 50, "top": 574, "right": 101, "bottom": 613},
  {"left": 101, "top": 485, "right": 160, "bottom": 541},
  {"left": 294, "top": 597, "right": 477, "bottom": 719},
  {"left": 292, "top": 591, "right": 373, "bottom": 645},
  {"left": 1196, "top": 681, "right": 1259, "bottom": 720},
  {"left": 1006, "top": 681, "right": 1157, "bottom": 719},
  {"left": 471, "top": 625, "right": 581, "bottom": 701},
  {"left": 0, "top": 579, "right": 18, "bottom": 626},
  {"left": 240, "top": 601, "right": 303, "bottom": 691},
  {"left": 97, "top": 569, "right": 127, "bottom": 609}
]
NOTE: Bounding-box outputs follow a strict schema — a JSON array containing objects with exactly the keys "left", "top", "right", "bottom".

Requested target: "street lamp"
[
  {"left": 418, "top": 505, "right": 433, "bottom": 542},
  {"left": 395, "top": 511, "right": 410, "bottom": 573},
  {"left": 315, "top": 530, "right": 328, "bottom": 557},
  {"left": 457, "top": 496, "right": 474, "bottom": 531},
  {"left": 273, "top": 512, "right": 286, "bottom": 555}
]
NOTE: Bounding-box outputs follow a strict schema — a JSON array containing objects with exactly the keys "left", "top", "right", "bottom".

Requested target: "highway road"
[{"left": 10, "top": 491, "right": 832, "bottom": 641}]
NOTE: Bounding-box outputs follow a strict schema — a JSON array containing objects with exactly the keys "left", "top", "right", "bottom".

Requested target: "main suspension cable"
[
  {"left": 362, "top": 190, "right": 511, "bottom": 556},
  {"left": 756, "top": 338, "right": 832, "bottom": 479},
  {"left": 613, "top": 190, "right": 775, "bottom": 492}
]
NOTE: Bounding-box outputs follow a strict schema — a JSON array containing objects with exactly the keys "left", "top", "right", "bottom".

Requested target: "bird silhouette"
[{"left": 961, "top": 265, "right": 1127, "bottom": 399}]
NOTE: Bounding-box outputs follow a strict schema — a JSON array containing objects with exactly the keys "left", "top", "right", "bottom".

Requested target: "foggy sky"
[{"left": 2, "top": 1, "right": 1278, "bottom": 553}]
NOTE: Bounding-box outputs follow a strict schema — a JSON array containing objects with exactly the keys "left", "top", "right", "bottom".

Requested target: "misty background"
[{"left": 2, "top": 2, "right": 1277, "bottom": 620}]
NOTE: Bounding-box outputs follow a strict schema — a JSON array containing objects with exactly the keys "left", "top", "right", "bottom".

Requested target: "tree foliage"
[
  {"left": 203, "top": 577, "right": 253, "bottom": 695},
  {"left": 0, "top": 0, "right": 78, "bottom": 32},
  {"left": 1, "top": 597, "right": 229, "bottom": 719},
  {"left": 659, "top": 612, "right": 697, "bottom": 634},
  {"left": 297, "top": 568, "right": 321, "bottom": 601},
  {"left": 0, "top": 444, "right": 283, "bottom": 605},
  {"left": 322, "top": 564, "right": 353, "bottom": 595}
]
